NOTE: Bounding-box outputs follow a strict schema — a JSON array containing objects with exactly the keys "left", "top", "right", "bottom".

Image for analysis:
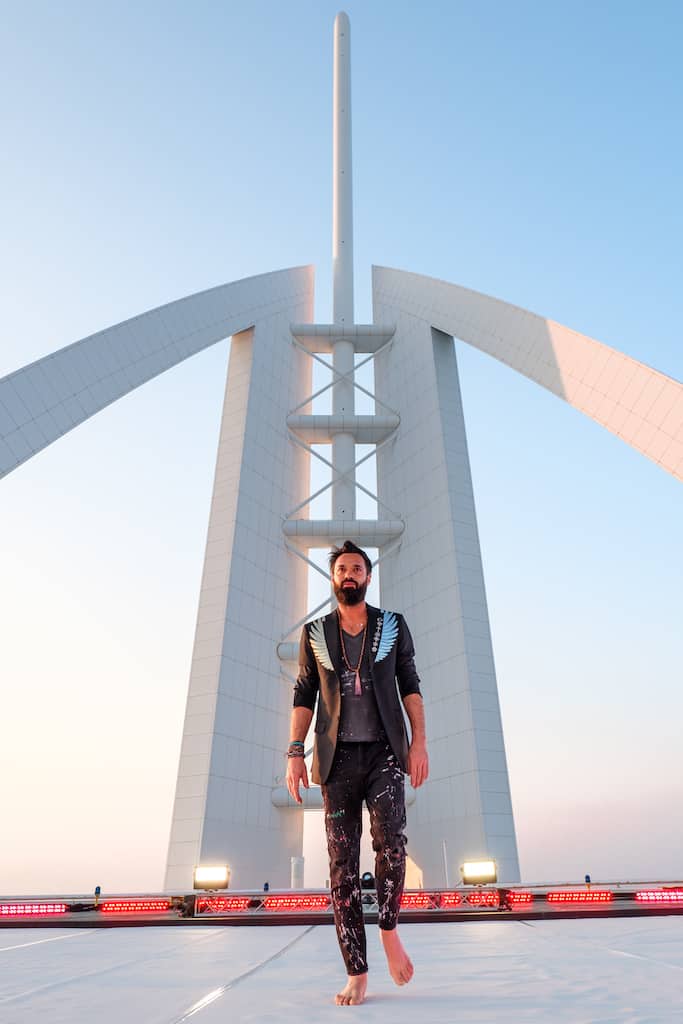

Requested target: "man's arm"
[
  {"left": 286, "top": 706, "right": 313, "bottom": 804},
  {"left": 395, "top": 615, "right": 421, "bottom": 700},
  {"left": 394, "top": 616, "right": 428, "bottom": 787},
  {"left": 403, "top": 693, "right": 429, "bottom": 788},
  {"left": 286, "top": 626, "right": 319, "bottom": 804}
]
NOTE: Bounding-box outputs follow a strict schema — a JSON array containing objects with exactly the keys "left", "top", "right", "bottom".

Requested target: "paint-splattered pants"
[{"left": 321, "top": 739, "right": 407, "bottom": 976}]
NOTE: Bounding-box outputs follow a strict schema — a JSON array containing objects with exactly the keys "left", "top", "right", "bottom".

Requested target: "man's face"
[{"left": 332, "top": 555, "right": 371, "bottom": 606}]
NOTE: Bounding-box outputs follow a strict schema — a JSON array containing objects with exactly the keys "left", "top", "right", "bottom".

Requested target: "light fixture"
[
  {"left": 546, "top": 890, "right": 613, "bottom": 904},
  {"left": 400, "top": 892, "right": 435, "bottom": 910},
  {"left": 0, "top": 902, "right": 67, "bottom": 917},
  {"left": 100, "top": 899, "right": 171, "bottom": 914},
  {"left": 263, "top": 894, "right": 330, "bottom": 911},
  {"left": 466, "top": 889, "right": 500, "bottom": 908},
  {"left": 506, "top": 891, "right": 534, "bottom": 908},
  {"left": 193, "top": 865, "right": 231, "bottom": 890},
  {"left": 635, "top": 889, "right": 683, "bottom": 904},
  {"left": 195, "top": 896, "right": 251, "bottom": 914},
  {"left": 440, "top": 891, "right": 463, "bottom": 908},
  {"left": 461, "top": 860, "right": 497, "bottom": 885}
]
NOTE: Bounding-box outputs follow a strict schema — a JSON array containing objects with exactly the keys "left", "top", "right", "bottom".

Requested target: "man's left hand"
[{"left": 408, "top": 743, "right": 429, "bottom": 788}]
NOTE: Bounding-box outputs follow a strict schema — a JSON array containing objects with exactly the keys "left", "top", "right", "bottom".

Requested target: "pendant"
[{"left": 354, "top": 669, "right": 362, "bottom": 696}]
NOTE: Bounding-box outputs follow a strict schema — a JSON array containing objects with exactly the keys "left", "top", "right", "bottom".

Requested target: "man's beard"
[{"left": 334, "top": 580, "right": 368, "bottom": 606}]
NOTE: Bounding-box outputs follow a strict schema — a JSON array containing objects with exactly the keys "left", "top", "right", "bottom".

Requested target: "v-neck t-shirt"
[{"left": 337, "top": 628, "right": 384, "bottom": 742}]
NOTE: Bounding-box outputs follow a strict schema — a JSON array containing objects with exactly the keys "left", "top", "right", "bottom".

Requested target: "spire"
[{"left": 333, "top": 11, "right": 354, "bottom": 325}]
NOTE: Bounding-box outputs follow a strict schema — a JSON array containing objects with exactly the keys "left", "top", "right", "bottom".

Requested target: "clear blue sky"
[{"left": 1, "top": 1, "right": 681, "bottom": 894}]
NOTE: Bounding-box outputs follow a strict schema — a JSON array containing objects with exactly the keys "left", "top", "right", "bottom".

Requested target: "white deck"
[{"left": 2, "top": 917, "right": 683, "bottom": 1022}]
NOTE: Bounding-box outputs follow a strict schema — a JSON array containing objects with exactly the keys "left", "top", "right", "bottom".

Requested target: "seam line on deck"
[
  {"left": 0, "top": 929, "right": 97, "bottom": 954},
  {"left": 171, "top": 925, "right": 317, "bottom": 1022}
]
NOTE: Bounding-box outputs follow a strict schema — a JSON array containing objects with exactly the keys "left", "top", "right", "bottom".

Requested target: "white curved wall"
[
  {"left": 373, "top": 266, "right": 683, "bottom": 481},
  {"left": 0, "top": 266, "right": 313, "bottom": 478}
]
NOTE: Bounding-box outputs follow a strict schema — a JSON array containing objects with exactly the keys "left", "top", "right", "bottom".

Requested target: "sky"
[{"left": 1, "top": 0, "right": 681, "bottom": 896}]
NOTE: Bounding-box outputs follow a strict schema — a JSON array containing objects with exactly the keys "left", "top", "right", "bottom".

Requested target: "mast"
[
  {"left": 331, "top": 11, "right": 355, "bottom": 519},
  {"left": 332, "top": 10, "right": 354, "bottom": 325}
]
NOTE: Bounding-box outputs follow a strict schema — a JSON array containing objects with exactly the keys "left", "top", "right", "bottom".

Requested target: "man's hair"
[{"left": 329, "top": 539, "right": 372, "bottom": 575}]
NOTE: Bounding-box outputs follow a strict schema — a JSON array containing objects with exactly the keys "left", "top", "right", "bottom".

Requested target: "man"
[{"left": 286, "top": 540, "right": 429, "bottom": 1006}]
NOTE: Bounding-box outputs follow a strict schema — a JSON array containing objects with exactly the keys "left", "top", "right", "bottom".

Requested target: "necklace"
[{"left": 338, "top": 612, "right": 367, "bottom": 696}]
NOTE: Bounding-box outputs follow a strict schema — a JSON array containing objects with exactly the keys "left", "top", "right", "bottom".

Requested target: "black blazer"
[{"left": 293, "top": 604, "right": 422, "bottom": 785}]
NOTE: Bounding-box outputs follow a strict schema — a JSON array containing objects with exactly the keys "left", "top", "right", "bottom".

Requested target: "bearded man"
[{"left": 286, "top": 539, "right": 429, "bottom": 1006}]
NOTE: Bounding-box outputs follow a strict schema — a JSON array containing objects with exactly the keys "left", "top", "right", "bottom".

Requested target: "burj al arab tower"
[{"left": 1, "top": 14, "right": 681, "bottom": 892}]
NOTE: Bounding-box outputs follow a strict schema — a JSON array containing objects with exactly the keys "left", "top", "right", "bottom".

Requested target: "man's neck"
[{"left": 336, "top": 602, "right": 368, "bottom": 633}]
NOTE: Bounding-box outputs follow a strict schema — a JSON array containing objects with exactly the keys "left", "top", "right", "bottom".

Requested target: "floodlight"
[
  {"left": 193, "top": 865, "right": 230, "bottom": 890},
  {"left": 461, "top": 860, "right": 497, "bottom": 885}
]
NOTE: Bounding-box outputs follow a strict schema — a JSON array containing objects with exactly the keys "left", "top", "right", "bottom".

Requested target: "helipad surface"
[{"left": 3, "top": 917, "right": 683, "bottom": 1023}]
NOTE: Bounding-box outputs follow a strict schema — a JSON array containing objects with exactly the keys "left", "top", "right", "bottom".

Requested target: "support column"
[
  {"left": 165, "top": 282, "right": 313, "bottom": 891},
  {"left": 373, "top": 296, "right": 521, "bottom": 884}
]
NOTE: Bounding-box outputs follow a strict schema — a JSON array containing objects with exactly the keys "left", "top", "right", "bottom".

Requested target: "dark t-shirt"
[{"left": 337, "top": 629, "right": 384, "bottom": 742}]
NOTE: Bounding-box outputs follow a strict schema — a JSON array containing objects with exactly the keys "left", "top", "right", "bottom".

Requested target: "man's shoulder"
[
  {"left": 367, "top": 604, "right": 405, "bottom": 622},
  {"left": 302, "top": 609, "right": 337, "bottom": 633},
  {"left": 368, "top": 606, "right": 407, "bottom": 662}
]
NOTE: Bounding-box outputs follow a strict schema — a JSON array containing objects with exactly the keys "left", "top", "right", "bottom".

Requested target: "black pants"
[{"left": 321, "top": 739, "right": 407, "bottom": 976}]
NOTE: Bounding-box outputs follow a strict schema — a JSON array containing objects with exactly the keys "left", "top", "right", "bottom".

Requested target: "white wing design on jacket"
[
  {"left": 308, "top": 619, "right": 334, "bottom": 671},
  {"left": 375, "top": 611, "right": 399, "bottom": 663}
]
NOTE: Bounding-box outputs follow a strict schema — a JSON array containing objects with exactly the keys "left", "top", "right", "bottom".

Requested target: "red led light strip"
[
  {"left": 635, "top": 890, "right": 683, "bottom": 904},
  {"left": 400, "top": 892, "right": 435, "bottom": 909},
  {"left": 100, "top": 899, "right": 171, "bottom": 913},
  {"left": 263, "top": 895, "right": 330, "bottom": 911},
  {"left": 507, "top": 892, "right": 534, "bottom": 907},
  {"left": 195, "top": 896, "right": 251, "bottom": 913},
  {"left": 439, "top": 892, "right": 462, "bottom": 907},
  {"left": 0, "top": 903, "right": 68, "bottom": 916},
  {"left": 546, "top": 891, "right": 613, "bottom": 904},
  {"left": 466, "top": 890, "right": 500, "bottom": 908}
]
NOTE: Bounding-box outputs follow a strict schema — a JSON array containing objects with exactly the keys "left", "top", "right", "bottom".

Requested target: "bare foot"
[
  {"left": 335, "top": 973, "right": 368, "bottom": 1006},
  {"left": 380, "top": 927, "right": 414, "bottom": 986}
]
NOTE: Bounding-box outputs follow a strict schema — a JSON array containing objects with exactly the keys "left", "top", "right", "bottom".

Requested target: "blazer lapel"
[
  {"left": 323, "top": 610, "right": 342, "bottom": 677},
  {"left": 366, "top": 604, "right": 382, "bottom": 667}
]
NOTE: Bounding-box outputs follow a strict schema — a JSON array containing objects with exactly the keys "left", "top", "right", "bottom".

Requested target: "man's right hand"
[{"left": 286, "top": 756, "right": 310, "bottom": 804}]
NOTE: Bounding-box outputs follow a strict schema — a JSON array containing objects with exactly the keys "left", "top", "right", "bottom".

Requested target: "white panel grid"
[
  {"left": 165, "top": 281, "right": 313, "bottom": 889},
  {"left": 373, "top": 286, "right": 520, "bottom": 883}
]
